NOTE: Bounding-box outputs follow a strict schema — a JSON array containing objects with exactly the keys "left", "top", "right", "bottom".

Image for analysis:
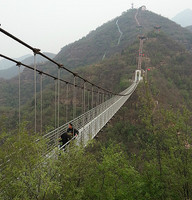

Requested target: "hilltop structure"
[{"left": 154, "top": 25, "right": 161, "bottom": 33}]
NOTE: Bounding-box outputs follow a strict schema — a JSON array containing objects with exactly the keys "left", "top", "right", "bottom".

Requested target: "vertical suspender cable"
[
  {"left": 107, "top": 93, "right": 110, "bottom": 123},
  {"left": 97, "top": 89, "right": 100, "bottom": 106},
  {"left": 91, "top": 85, "right": 94, "bottom": 138},
  {"left": 87, "top": 90, "right": 90, "bottom": 111},
  {"left": 57, "top": 66, "right": 60, "bottom": 128},
  {"left": 104, "top": 93, "right": 106, "bottom": 125},
  {"left": 40, "top": 72, "right": 43, "bottom": 134},
  {"left": 97, "top": 88, "right": 100, "bottom": 132},
  {"left": 66, "top": 83, "right": 69, "bottom": 122},
  {"left": 91, "top": 85, "right": 95, "bottom": 138},
  {"left": 54, "top": 78, "right": 57, "bottom": 129},
  {"left": 102, "top": 93, "right": 105, "bottom": 126},
  {"left": 110, "top": 94, "right": 113, "bottom": 119},
  {"left": 18, "top": 64, "right": 21, "bottom": 138},
  {"left": 82, "top": 81, "right": 86, "bottom": 145},
  {"left": 91, "top": 85, "right": 94, "bottom": 109},
  {"left": 80, "top": 85, "right": 83, "bottom": 144},
  {"left": 34, "top": 53, "right": 37, "bottom": 133},
  {"left": 83, "top": 81, "right": 86, "bottom": 114},
  {"left": 82, "top": 85, "right": 84, "bottom": 114},
  {"left": 73, "top": 76, "right": 76, "bottom": 119}
]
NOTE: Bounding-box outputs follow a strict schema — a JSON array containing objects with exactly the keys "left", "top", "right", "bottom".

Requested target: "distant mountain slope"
[
  {"left": 55, "top": 9, "right": 192, "bottom": 69},
  {"left": 21, "top": 52, "right": 56, "bottom": 66},
  {"left": 142, "top": 31, "right": 192, "bottom": 107},
  {"left": 186, "top": 25, "right": 192, "bottom": 32},
  {"left": 1, "top": 30, "right": 192, "bottom": 131},
  {"left": 172, "top": 9, "right": 192, "bottom": 27},
  {"left": 0, "top": 54, "right": 31, "bottom": 70},
  {"left": 0, "top": 52, "right": 55, "bottom": 79},
  {"left": 77, "top": 31, "right": 192, "bottom": 108},
  {"left": 55, "top": 9, "right": 138, "bottom": 69},
  {"left": 137, "top": 10, "right": 192, "bottom": 50},
  {"left": 1, "top": 8, "right": 192, "bottom": 110}
]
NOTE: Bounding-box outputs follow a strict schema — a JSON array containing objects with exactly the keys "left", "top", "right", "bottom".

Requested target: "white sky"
[{"left": 0, "top": 0, "right": 192, "bottom": 60}]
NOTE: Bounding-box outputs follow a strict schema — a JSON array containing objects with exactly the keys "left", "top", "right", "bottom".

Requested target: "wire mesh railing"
[{"left": 43, "top": 81, "right": 138, "bottom": 156}]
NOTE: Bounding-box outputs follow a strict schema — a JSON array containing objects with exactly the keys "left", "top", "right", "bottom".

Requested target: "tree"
[{"left": 0, "top": 125, "right": 61, "bottom": 200}]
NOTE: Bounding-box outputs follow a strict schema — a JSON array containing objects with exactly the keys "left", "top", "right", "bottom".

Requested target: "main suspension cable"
[
  {"left": 0, "top": 54, "right": 105, "bottom": 95},
  {"left": 0, "top": 27, "right": 131, "bottom": 97}
]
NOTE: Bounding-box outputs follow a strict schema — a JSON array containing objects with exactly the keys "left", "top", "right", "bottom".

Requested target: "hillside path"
[{"left": 116, "top": 19, "right": 123, "bottom": 46}]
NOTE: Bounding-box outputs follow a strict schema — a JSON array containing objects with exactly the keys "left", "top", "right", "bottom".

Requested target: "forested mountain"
[
  {"left": 1, "top": 7, "right": 192, "bottom": 199},
  {"left": 186, "top": 25, "right": 192, "bottom": 32},
  {"left": 54, "top": 9, "right": 192, "bottom": 69},
  {"left": 1, "top": 7, "right": 192, "bottom": 129},
  {"left": 1, "top": 31, "right": 192, "bottom": 131},
  {"left": 172, "top": 9, "right": 192, "bottom": 27},
  {"left": 77, "top": 31, "right": 192, "bottom": 109},
  {"left": 1, "top": 31, "right": 192, "bottom": 199},
  {"left": 0, "top": 54, "right": 31, "bottom": 70},
  {"left": 20, "top": 52, "right": 56, "bottom": 66}
]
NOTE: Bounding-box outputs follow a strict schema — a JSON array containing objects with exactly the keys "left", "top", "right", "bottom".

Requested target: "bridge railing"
[
  {"left": 43, "top": 81, "right": 138, "bottom": 155},
  {"left": 0, "top": 80, "right": 139, "bottom": 172}
]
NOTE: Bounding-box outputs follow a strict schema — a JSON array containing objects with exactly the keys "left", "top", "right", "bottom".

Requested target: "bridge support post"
[{"left": 135, "top": 70, "right": 141, "bottom": 82}]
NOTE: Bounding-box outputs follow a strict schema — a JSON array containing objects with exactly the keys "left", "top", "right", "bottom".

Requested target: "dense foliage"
[
  {"left": 1, "top": 81, "right": 192, "bottom": 199},
  {"left": 1, "top": 7, "right": 192, "bottom": 200},
  {"left": 142, "top": 32, "right": 192, "bottom": 109}
]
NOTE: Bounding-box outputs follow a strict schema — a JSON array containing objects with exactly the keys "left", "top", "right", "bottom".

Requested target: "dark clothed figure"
[
  {"left": 59, "top": 132, "right": 68, "bottom": 147},
  {"left": 59, "top": 123, "right": 79, "bottom": 148},
  {"left": 67, "top": 124, "right": 79, "bottom": 137}
]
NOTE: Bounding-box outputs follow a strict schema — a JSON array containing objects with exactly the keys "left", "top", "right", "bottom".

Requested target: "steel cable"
[
  {"left": 73, "top": 76, "right": 76, "bottom": 119},
  {"left": 0, "top": 27, "right": 135, "bottom": 97},
  {"left": 40, "top": 72, "right": 43, "bottom": 134},
  {"left": 66, "top": 83, "right": 69, "bottom": 122},
  {"left": 57, "top": 67, "right": 60, "bottom": 128},
  {"left": 17, "top": 64, "right": 21, "bottom": 138},
  {"left": 34, "top": 53, "right": 37, "bottom": 133},
  {"left": 54, "top": 79, "right": 57, "bottom": 129}
]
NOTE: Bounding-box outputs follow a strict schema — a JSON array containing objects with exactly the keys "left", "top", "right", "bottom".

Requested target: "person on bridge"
[
  {"left": 67, "top": 123, "right": 79, "bottom": 138},
  {"left": 59, "top": 123, "right": 79, "bottom": 148}
]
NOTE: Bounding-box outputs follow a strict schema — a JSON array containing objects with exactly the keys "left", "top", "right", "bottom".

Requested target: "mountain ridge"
[
  {"left": 1, "top": 8, "right": 192, "bottom": 129},
  {"left": 0, "top": 54, "right": 31, "bottom": 70},
  {"left": 186, "top": 25, "right": 192, "bottom": 32},
  {"left": 54, "top": 9, "right": 192, "bottom": 70},
  {"left": 172, "top": 9, "right": 192, "bottom": 27},
  {"left": 0, "top": 52, "right": 56, "bottom": 80}
]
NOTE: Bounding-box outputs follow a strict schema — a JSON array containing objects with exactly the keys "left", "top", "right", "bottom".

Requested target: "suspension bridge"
[{"left": 0, "top": 7, "right": 145, "bottom": 171}]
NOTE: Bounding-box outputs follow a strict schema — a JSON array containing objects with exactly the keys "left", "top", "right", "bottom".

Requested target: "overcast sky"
[{"left": 0, "top": 0, "right": 192, "bottom": 60}]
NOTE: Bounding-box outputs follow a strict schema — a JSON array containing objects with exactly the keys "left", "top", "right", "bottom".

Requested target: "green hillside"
[
  {"left": 54, "top": 9, "right": 192, "bottom": 69},
  {"left": 1, "top": 31, "right": 192, "bottom": 132},
  {"left": 2, "top": 8, "right": 192, "bottom": 200},
  {"left": 186, "top": 25, "right": 192, "bottom": 32},
  {"left": 144, "top": 32, "right": 192, "bottom": 106},
  {"left": 2, "top": 32, "right": 192, "bottom": 198},
  {"left": 1, "top": 8, "right": 192, "bottom": 131}
]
